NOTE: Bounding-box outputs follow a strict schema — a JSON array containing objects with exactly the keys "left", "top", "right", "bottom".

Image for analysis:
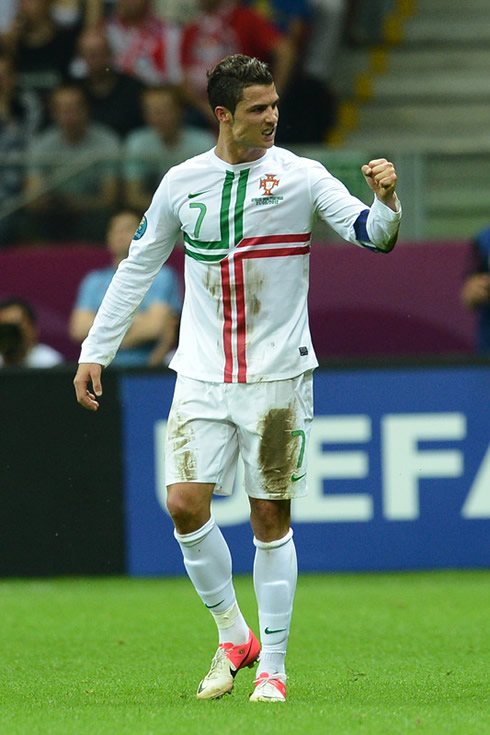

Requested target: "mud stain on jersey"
[
  {"left": 203, "top": 267, "right": 223, "bottom": 314},
  {"left": 249, "top": 293, "right": 261, "bottom": 317},
  {"left": 245, "top": 262, "right": 264, "bottom": 329},
  {"left": 303, "top": 253, "right": 310, "bottom": 282},
  {"left": 258, "top": 403, "right": 297, "bottom": 497},
  {"left": 167, "top": 410, "right": 198, "bottom": 482}
]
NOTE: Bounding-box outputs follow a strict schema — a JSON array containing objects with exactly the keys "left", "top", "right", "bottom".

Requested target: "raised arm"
[
  {"left": 311, "top": 156, "right": 401, "bottom": 253},
  {"left": 361, "top": 158, "right": 398, "bottom": 212}
]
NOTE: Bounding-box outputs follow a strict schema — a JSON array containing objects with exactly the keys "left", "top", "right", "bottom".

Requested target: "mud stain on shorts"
[
  {"left": 258, "top": 403, "right": 298, "bottom": 497},
  {"left": 167, "top": 410, "right": 198, "bottom": 482}
]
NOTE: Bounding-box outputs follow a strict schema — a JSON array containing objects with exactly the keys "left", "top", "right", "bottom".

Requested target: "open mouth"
[{"left": 262, "top": 126, "right": 275, "bottom": 138}]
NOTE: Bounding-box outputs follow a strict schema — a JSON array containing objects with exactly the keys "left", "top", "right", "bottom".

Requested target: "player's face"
[{"left": 227, "top": 84, "right": 279, "bottom": 154}]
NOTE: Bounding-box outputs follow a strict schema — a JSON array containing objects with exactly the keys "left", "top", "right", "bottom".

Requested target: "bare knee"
[
  {"left": 249, "top": 498, "right": 291, "bottom": 542},
  {"left": 165, "top": 488, "right": 193, "bottom": 528},
  {"left": 166, "top": 482, "right": 214, "bottom": 534}
]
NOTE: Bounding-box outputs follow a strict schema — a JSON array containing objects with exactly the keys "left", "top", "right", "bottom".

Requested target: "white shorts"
[{"left": 165, "top": 372, "right": 314, "bottom": 500}]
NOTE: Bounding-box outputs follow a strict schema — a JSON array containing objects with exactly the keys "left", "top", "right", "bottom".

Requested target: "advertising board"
[{"left": 121, "top": 366, "right": 490, "bottom": 575}]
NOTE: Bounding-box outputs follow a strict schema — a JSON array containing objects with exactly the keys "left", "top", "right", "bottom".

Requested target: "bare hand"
[
  {"left": 73, "top": 362, "right": 103, "bottom": 411},
  {"left": 461, "top": 273, "right": 490, "bottom": 309},
  {"left": 362, "top": 158, "right": 398, "bottom": 209}
]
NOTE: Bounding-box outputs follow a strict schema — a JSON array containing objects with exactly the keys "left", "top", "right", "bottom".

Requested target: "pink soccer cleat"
[
  {"left": 249, "top": 672, "right": 287, "bottom": 702},
  {"left": 196, "top": 629, "right": 260, "bottom": 699}
]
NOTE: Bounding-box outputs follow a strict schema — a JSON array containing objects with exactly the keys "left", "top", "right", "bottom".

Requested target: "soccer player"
[{"left": 73, "top": 54, "right": 401, "bottom": 702}]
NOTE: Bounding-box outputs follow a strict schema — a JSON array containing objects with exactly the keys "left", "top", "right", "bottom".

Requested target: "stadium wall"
[
  {"left": 1, "top": 362, "right": 488, "bottom": 577},
  {"left": 0, "top": 240, "right": 477, "bottom": 362}
]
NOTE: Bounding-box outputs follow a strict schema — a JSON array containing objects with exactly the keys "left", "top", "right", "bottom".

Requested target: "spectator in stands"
[
  {"left": 247, "top": 0, "right": 341, "bottom": 142},
  {"left": 305, "top": 0, "right": 347, "bottom": 78},
  {"left": 123, "top": 85, "right": 216, "bottom": 212},
  {"left": 0, "top": 54, "right": 42, "bottom": 138},
  {"left": 69, "top": 209, "right": 181, "bottom": 366},
  {"left": 461, "top": 227, "right": 490, "bottom": 353},
  {"left": 104, "top": 0, "right": 182, "bottom": 86},
  {"left": 346, "top": 0, "right": 392, "bottom": 46},
  {"left": 0, "top": 0, "right": 80, "bottom": 111},
  {"left": 0, "top": 297, "right": 64, "bottom": 367},
  {"left": 302, "top": 0, "right": 346, "bottom": 132},
  {"left": 72, "top": 27, "right": 145, "bottom": 138},
  {"left": 0, "top": 54, "right": 43, "bottom": 246},
  {"left": 0, "top": 1, "right": 18, "bottom": 36},
  {"left": 153, "top": 0, "right": 198, "bottom": 25},
  {"left": 180, "top": 0, "right": 295, "bottom": 129},
  {"left": 51, "top": 0, "right": 103, "bottom": 29},
  {"left": 23, "top": 83, "right": 120, "bottom": 243}
]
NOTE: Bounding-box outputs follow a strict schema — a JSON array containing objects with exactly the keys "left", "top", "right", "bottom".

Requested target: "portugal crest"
[{"left": 259, "top": 174, "right": 280, "bottom": 196}]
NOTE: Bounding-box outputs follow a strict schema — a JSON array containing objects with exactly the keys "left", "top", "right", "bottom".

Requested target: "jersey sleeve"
[
  {"left": 146, "top": 266, "right": 182, "bottom": 314},
  {"left": 309, "top": 159, "right": 401, "bottom": 252},
  {"left": 79, "top": 175, "right": 181, "bottom": 366}
]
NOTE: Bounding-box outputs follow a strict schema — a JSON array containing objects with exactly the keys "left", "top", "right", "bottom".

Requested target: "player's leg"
[
  {"left": 165, "top": 376, "right": 259, "bottom": 699},
  {"left": 249, "top": 497, "right": 295, "bottom": 703},
  {"left": 168, "top": 482, "right": 259, "bottom": 699},
  {"left": 168, "top": 481, "right": 250, "bottom": 644},
  {"left": 235, "top": 371, "right": 313, "bottom": 702}
]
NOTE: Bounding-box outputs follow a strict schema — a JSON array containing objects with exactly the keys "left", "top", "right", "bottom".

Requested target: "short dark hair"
[
  {"left": 0, "top": 298, "right": 37, "bottom": 325},
  {"left": 207, "top": 55, "right": 274, "bottom": 115}
]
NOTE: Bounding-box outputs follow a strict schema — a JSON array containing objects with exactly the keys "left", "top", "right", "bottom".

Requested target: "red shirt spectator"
[
  {"left": 181, "top": 0, "right": 280, "bottom": 96},
  {"left": 179, "top": 0, "right": 293, "bottom": 129},
  {"left": 104, "top": 0, "right": 182, "bottom": 85}
]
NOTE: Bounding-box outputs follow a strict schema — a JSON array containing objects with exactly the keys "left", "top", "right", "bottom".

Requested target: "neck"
[{"left": 215, "top": 137, "right": 267, "bottom": 165}]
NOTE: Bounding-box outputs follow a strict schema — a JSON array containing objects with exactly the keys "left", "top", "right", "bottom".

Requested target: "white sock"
[
  {"left": 253, "top": 528, "right": 297, "bottom": 677},
  {"left": 174, "top": 516, "right": 249, "bottom": 645}
]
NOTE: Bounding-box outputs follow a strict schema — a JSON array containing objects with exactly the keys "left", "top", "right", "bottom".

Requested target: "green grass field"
[{"left": 2, "top": 571, "right": 489, "bottom": 735}]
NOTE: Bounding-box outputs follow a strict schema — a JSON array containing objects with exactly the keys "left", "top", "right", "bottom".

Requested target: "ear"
[{"left": 215, "top": 106, "right": 231, "bottom": 124}]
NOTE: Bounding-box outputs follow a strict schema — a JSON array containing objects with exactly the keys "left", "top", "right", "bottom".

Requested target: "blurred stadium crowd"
[{"left": 0, "top": 0, "right": 394, "bottom": 247}]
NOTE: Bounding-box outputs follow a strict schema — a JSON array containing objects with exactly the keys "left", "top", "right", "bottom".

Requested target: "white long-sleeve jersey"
[{"left": 80, "top": 146, "right": 401, "bottom": 382}]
